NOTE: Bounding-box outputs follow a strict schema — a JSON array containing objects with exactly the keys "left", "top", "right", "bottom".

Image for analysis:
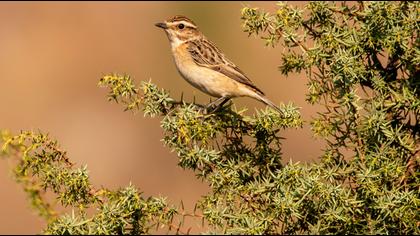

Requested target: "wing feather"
[{"left": 187, "top": 39, "right": 264, "bottom": 95}]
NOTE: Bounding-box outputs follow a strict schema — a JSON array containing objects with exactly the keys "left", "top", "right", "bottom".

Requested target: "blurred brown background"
[{"left": 0, "top": 1, "right": 323, "bottom": 234}]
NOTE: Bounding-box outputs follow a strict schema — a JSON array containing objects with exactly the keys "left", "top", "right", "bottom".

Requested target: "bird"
[{"left": 155, "top": 15, "right": 282, "bottom": 113}]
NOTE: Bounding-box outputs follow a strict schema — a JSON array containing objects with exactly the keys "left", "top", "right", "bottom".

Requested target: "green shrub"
[{"left": 1, "top": 1, "right": 419, "bottom": 234}]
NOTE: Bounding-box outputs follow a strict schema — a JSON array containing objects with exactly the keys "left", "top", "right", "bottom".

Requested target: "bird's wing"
[{"left": 187, "top": 38, "right": 264, "bottom": 95}]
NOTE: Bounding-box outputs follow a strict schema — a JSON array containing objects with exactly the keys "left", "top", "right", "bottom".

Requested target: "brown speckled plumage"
[
  {"left": 155, "top": 15, "right": 282, "bottom": 113},
  {"left": 168, "top": 15, "right": 196, "bottom": 26},
  {"left": 187, "top": 38, "right": 264, "bottom": 95}
]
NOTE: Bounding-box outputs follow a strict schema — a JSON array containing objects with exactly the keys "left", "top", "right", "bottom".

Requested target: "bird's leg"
[
  {"left": 205, "top": 96, "right": 231, "bottom": 113},
  {"left": 206, "top": 96, "right": 226, "bottom": 108},
  {"left": 217, "top": 97, "right": 231, "bottom": 108}
]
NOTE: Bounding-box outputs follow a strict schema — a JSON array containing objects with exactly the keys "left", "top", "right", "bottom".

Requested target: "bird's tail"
[{"left": 252, "top": 93, "right": 283, "bottom": 114}]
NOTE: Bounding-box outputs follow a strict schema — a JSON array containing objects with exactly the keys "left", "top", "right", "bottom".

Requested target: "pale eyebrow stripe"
[{"left": 178, "top": 21, "right": 197, "bottom": 28}]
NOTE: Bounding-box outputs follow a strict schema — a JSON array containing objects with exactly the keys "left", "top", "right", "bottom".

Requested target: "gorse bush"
[{"left": 1, "top": 1, "right": 419, "bottom": 234}]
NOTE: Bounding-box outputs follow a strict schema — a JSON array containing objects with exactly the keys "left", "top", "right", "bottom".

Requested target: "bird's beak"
[{"left": 155, "top": 22, "right": 168, "bottom": 29}]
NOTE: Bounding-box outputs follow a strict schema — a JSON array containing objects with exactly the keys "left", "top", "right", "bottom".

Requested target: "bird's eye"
[{"left": 178, "top": 24, "right": 185, "bottom": 29}]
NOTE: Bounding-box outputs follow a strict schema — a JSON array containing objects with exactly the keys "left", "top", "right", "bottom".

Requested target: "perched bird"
[{"left": 155, "top": 15, "right": 282, "bottom": 113}]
